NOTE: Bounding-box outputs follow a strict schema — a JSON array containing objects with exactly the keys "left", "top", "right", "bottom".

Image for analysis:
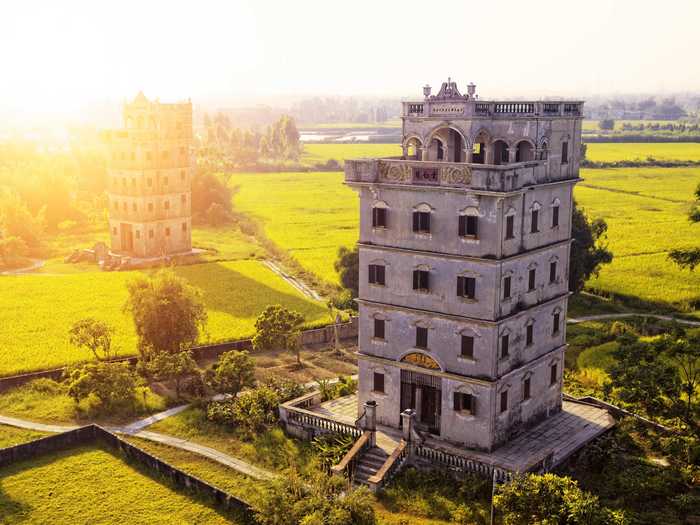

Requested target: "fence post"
[{"left": 363, "top": 400, "right": 377, "bottom": 447}]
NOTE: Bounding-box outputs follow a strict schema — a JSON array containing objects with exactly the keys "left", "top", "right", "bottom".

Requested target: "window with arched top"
[
  {"left": 525, "top": 318, "right": 535, "bottom": 347},
  {"left": 551, "top": 198, "right": 561, "bottom": 228},
  {"left": 372, "top": 200, "right": 389, "bottom": 228},
  {"left": 453, "top": 385, "right": 478, "bottom": 415},
  {"left": 505, "top": 206, "right": 517, "bottom": 240},
  {"left": 551, "top": 308, "right": 562, "bottom": 336},
  {"left": 458, "top": 206, "right": 480, "bottom": 238},
  {"left": 530, "top": 202, "right": 542, "bottom": 233},
  {"left": 499, "top": 328, "right": 511, "bottom": 359},
  {"left": 412, "top": 203, "right": 433, "bottom": 234}
]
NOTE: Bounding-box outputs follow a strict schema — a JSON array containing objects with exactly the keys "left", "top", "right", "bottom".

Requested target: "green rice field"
[
  {"left": 0, "top": 259, "right": 327, "bottom": 375},
  {"left": 0, "top": 445, "right": 241, "bottom": 524},
  {"left": 301, "top": 143, "right": 401, "bottom": 166},
  {"left": 585, "top": 142, "right": 700, "bottom": 162}
]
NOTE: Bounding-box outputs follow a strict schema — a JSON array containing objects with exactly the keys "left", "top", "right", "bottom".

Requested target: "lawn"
[
  {"left": 575, "top": 167, "right": 700, "bottom": 309},
  {"left": 301, "top": 143, "right": 401, "bottom": 166},
  {"left": 148, "top": 406, "right": 317, "bottom": 474},
  {"left": 585, "top": 143, "right": 700, "bottom": 163},
  {"left": 0, "top": 379, "right": 167, "bottom": 426},
  {"left": 231, "top": 171, "right": 358, "bottom": 285},
  {"left": 0, "top": 424, "right": 47, "bottom": 448},
  {"left": 0, "top": 259, "right": 328, "bottom": 375},
  {"left": 0, "top": 445, "right": 242, "bottom": 524}
]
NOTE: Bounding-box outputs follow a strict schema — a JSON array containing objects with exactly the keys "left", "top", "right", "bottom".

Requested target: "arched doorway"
[
  {"left": 493, "top": 140, "right": 509, "bottom": 165},
  {"left": 427, "top": 127, "right": 465, "bottom": 162},
  {"left": 404, "top": 136, "right": 423, "bottom": 160},
  {"left": 515, "top": 140, "right": 534, "bottom": 162}
]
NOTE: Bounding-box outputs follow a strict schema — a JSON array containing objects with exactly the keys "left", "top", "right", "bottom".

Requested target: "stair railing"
[
  {"left": 330, "top": 430, "right": 372, "bottom": 481},
  {"left": 367, "top": 439, "right": 409, "bottom": 493}
]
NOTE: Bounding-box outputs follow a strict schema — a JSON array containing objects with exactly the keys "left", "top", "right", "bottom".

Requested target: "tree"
[
  {"left": 69, "top": 318, "right": 115, "bottom": 361},
  {"left": 252, "top": 305, "right": 305, "bottom": 365},
  {"left": 494, "top": 473, "right": 626, "bottom": 525},
  {"left": 253, "top": 467, "right": 375, "bottom": 525},
  {"left": 0, "top": 189, "right": 44, "bottom": 250},
  {"left": 606, "top": 335, "right": 681, "bottom": 422},
  {"left": 664, "top": 331, "right": 700, "bottom": 434},
  {"left": 669, "top": 182, "right": 700, "bottom": 270},
  {"left": 0, "top": 235, "right": 27, "bottom": 268},
  {"left": 569, "top": 201, "right": 613, "bottom": 293},
  {"left": 191, "top": 168, "right": 233, "bottom": 224},
  {"left": 140, "top": 349, "right": 199, "bottom": 399},
  {"left": 598, "top": 119, "right": 615, "bottom": 130},
  {"left": 66, "top": 362, "right": 137, "bottom": 411},
  {"left": 124, "top": 269, "right": 207, "bottom": 355},
  {"left": 208, "top": 350, "right": 256, "bottom": 397},
  {"left": 334, "top": 246, "right": 359, "bottom": 298}
]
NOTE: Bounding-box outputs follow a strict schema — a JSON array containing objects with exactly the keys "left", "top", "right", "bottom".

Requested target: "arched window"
[
  {"left": 458, "top": 206, "right": 480, "bottom": 238},
  {"left": 412, "top": 203, "right": 433, "bottom": 234},
  {"left": 515, "top": 140, "right": 534, "bottom": 162},
  {"left": 530, "top": 202, "right": 542, "bottom": 233},
  {"left": 493, "top": 140, "right": 509, "bottom": 165},
  {"left": 372, "top": 200, "right": 389, "bottom": 229},
  {"left": 505, "top": 207, "right": 517, "bottom": 240}
]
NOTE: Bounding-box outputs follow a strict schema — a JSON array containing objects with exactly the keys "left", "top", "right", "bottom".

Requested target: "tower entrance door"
[
  {"left": 400, "top": 370, "right": 441, "bottom": 435},
  {"left": 120, "top": 223, "right": 134, "bottom": 252}
]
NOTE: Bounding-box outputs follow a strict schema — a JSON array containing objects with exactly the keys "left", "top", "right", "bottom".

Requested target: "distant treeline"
[{"left": 584, "top": 135, "right": 700, "bottom": 143}]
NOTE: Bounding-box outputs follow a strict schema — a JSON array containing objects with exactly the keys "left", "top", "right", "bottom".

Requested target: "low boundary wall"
[
  {"left": 0, "top": 425, "right": 253, "bottom": 520},
  {"left": 0, "top": 318, "right": 358, "bottom": 393}
]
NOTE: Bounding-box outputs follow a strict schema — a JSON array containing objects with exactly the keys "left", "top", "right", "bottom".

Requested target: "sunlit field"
[
  {"left": 0, "top": 446, "right": 241, "bottom": 525},
  {"left": 576, "top": 167, "right": 700, "bottom": 309},
  {"left": 585, "top": 143, "right": 700, "bottom": 162},
  {"left": 300, "top": 143, "right": 402, "bottom": 166},
  {"left": 0, "top": 260, "right": 327, "bottom": 375},
  {"left": 231, "top": 171, "right": 358, "bottom": 285}
]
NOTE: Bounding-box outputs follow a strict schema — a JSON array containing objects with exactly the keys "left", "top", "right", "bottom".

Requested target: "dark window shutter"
[
  {"left": 550, "top": 262, "right": 557, "bottom": 283},
  {"left": 500, "top": 391, "right": 508, "bottom": 412},
  {"left": 470, "top": 396, "right": 476, "bottom": 415},
  {"left": 458, "top": 215, "right": 466, "bottom": 236},
  {"left": 421, "top": 271, "right": 429, "bottom": 291},
  {"left": 413, "top": 270, "right": 419, "bottom": 290},
  {"left": 503, "top": 276, "right": 511, "bottom": 299},
  {"left": 374, "top": 372, "right": 385, "bottom": 393},
  {"left": 552, "top": 206, "right": 559, "bottom": 228},
  {"left": 453, "top": 392, "right": 461, "bottom": 411},
  {"left": 457, "top": 276, "right": 465, "bottom": 297},
  {"left": 551, "top": 364, "right": 558, "bottom": 385},
  {"left": 368, "top": 264, "right": 376, "bottom": 284},
  {"left": 372, "top": 208, "right": 378, "bottom": 227},
  {"left": 461, "top": 335, "right": 474, "bottom": 358},
  {"left": 526, "top": 324, "right": 533, "bottom": 346},
  {"left": 374, "top": 318, "right": 385, "bottom": 339},
  {"left": 377, "top": 265, "right": 385, "bottom": 285},
  {"left": 412, "top": 212, "right": 420, "bottom": 232},
  {"left": 529, "top": 268, "right": 536, "bottom": 290},
  {"left": 466, "top": 277, "right": 476, "bottom": 299},
  {"left": 424, "top": 213, "right": 431, "bottom": 232},
  {"left": 467, "top": 216, "right": 478, "bottom": 236},
  {"left": 506, "top": 215, "right": 514, "bottom": 239},
  {"left": 501, "top": 334, "right": 509, "bottom": 357},
  {"left": 531, "top": 209, "right": 539, "bottom": 233}
]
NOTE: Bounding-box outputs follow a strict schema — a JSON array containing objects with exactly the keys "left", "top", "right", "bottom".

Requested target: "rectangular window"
[
  {"left": 506, "top": 215, "right": 515, "bottom": 239},
  {"left": 457, "top": 276, "right": 476, "bottom": 299},
  {"left": 526, "top": 324, "right": 534, "bottom": 346},
  {"left": 528, "top": 268, "right": 536, "bottom": 291},
  {"left": 112, "top": 227, "right": 117, "bottom": 235},
  {"left": 180, "top": 170, "right": 186, "bottom": 180},
  {"left": 458, "top": 215, "right": 478, "bottom": 237},
  {"left": 413, "top": 270, "right": 430, "bottom": 292},
  {"left": 501, "top": 334, "right": 509, "bottom": 359},
  {"left": 531, "top": 209, "right": 539, "bottom": 233},
  {"left": 135, "top": 230, "right": 141, "bottom": 239},
  {"left": 561, "top": 142, "right": 569, "bottom": 164},
  {"left": 500, "top": 390, "right": 508, "bottom": 413},
  {"left": 552, "top": 206, "right": 560, "bottom": 228},
  {"left": 164, "top": 201, "right": 170, "bottom": 210},
  {"left": 164, "top": 177, "right": 168, "bottom": 186},
  {"left": 182, "top": 222, "right": 187, "bottom": 232},
  {"left": 415, "top": 326, "right": 428, "bottom": 349},
  {"left": 374, "top": 318, "right": 385, "bottom": 340},
  {"left": 412, "top": 211, "right": 431, "bottom": 233},
  {"left": 553, "top": 313, "right": 561, "bottom": 335},
  {"left": 550, "top": 364, "right": 558, "bottom": 385},
  {"left": 503, "top": 276, "right": 511, "bottom": 299},
  {"left": 372, "top": 207, "right": 387, "bottom": 228},
  {"left": 461, "top": 335, "right": 474, "bottom": 359},
  {"left": 550, "top": 261, "right": 557, "bottom": 283},
  {"left": 523, "top": 378, "right": 531, "bottom": 400},
  {"left": 132, "top": 203, "right": 137, "bottom": 211},
  {"left": 368, "top": 264, "right": 386, "bottom": 285},
  {"left": 373, "top": 372, "right": 385, "bottom": 393},
  {"left": 453, "top": 392, "right": 474, "bottom": 414},
  {"left": 149, "top": 230, "right": 154, "bottom": 239},
  {"left": 147, "top": 178, "right": 153, "bottom": 187},
  {"left": 165, "top": 227, "right": 171, "bottom": 237},
  {"left": 148, "top": 203, "right": 153, "bottom": 212}
]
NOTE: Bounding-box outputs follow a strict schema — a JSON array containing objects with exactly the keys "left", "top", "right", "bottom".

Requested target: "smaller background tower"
[{"left": 103, "top": 93, "right": 193, "bottom": 258}]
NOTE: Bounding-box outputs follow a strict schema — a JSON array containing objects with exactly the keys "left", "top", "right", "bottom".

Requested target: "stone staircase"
[{"left": 352, "top": 446, "right": 389, "bottom": 486}]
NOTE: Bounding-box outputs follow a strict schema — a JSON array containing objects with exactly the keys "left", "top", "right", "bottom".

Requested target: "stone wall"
[{"left": 0, "top": 425, "right": 253, "bottom": 519}]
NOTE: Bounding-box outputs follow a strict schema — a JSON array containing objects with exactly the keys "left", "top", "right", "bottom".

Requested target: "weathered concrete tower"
[
  {"left": 345, "top": 79, "right": 583, "bottom": 451},
  {"left": 104, "top": 92, "right": 193, "bottom": 258}
]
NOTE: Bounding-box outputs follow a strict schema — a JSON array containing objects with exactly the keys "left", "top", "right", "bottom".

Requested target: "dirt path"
[
  {"left": 567, "top": 312, "right": 700, "bottom": 326},
  {"left": 263, "top": 259, "right": 322, "bottom": 300},
  {"left": 0, "top": 259, "right": 45, "bottom": 275}
]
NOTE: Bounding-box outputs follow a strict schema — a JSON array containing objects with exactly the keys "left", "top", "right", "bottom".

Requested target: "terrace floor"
[{"left": 313, "top": 395, "right": 615, "bottom": 472}]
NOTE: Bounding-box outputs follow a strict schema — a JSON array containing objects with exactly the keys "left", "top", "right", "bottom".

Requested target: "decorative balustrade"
[
  {"left": 330, "top": 431, "right": 371, "bottom": 479},
  {"left": 367, "top": 439, "right": 409, "bottom": 492},
  {"left": 286, "top": 408, "right": 362, "bottom": 438},
  {"left": 414, "top": 444, "right": 512, "bottom": 482},
  {"left": 494, "top": 102, "right": 535, "bottom": 114},
  {"left": 407, "top": 103, "right": 424, "bottom": 115},
  {"left": 345, "top": 158, "right": 553, "bottom": 192},
  {"left": 401, "top": 100, "right": 583, "bottom": 118}
]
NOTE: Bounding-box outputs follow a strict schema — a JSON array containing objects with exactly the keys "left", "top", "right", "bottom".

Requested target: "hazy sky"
[{"left": 2, "top": 0, "right": 700, "bottom": 119}]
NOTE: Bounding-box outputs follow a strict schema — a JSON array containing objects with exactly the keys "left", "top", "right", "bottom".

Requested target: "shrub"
[
  {"left": 311, "top": 433, "right": 355, "bottom": 471},
  {"left": 206, "top": 386, "right": 280, "bottom": 436},
  {"left": 317, "top": 376, "right": 358, "bottom": 402},
  {"left": 261, "top": 375, "right": 305, "bottom": 403},
  {"left": 66, "top": 362, "right": 137, "bottom": 413},
  {"left": 207, "top": 350, "right": 256, "bottom": 397},
  {"left": 252, "top": 305, "right": 305, "bottom": 365}
]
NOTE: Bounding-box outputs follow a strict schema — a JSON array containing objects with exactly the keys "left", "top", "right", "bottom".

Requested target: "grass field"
[
  {"left": 0, "top": 259, "right": 327, "bottom": 375},
  {"left": 0, "top": 445, "right": 241, "bottom": 524},
  {"left": 576, "top": 167, "right": 700, "bottom": 309},
  {"left": 0, "top": 425, "right": 47, "bottom": 448},
  {"left": 301, "top": 143, "right": 402, "bottom": 166},
  {"left": 586, "top": 143, "right": 700, "bottom": 162},
  {"left": 301, "top": 120, "right": 401, "bottom": 130},
  {"left": 231, "top": 171, "right": 357, "bottom": 285}
]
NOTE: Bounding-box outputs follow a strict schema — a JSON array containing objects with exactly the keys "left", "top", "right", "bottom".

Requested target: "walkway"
[
  {"left": 0, "top": 259, "right": 45, "bottom": 275},
  {"left": 567, "top": 312, "right": 700, "bottom": 326}
]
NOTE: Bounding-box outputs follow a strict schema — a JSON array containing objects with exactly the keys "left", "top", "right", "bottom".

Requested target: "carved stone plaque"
[
  {"left": 401, "top": 352, "right": 441, "bottom": 370},
  {"left": 379, "top": 161, "right": 411, "bottom": 183},
  {"left": 440, "top": 165, "right": 472, "bottom": 186}
]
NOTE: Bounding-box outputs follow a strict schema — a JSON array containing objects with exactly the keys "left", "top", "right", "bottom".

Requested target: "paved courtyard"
[{"left": 313, "top": 394, "right": 615, "bottom": 471}]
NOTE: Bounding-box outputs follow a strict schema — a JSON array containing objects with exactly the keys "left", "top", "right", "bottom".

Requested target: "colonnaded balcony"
[
  {"left": 403, "top": 100, "right": 583, "bottom": 119},
  {"left": 344, "top": 157, "right": 573, "bottom": 192}
]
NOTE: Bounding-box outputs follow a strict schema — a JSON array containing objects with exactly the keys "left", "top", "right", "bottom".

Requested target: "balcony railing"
[
  {"left": 401, "top": 100, "right": 583, "bottom": 118},
  {"left": 345, "top": 157, "right": 570, "bottom": 192}
]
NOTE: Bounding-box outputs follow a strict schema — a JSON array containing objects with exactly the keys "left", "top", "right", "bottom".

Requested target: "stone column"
[
  {"left": 442, "top": 145, "right": 449, "bottom": 162},
  {"left": 464, "top": 147, "right": 473, "bottom": 163},
  {"left": 508, "top": 146, "right": 517, "bottom": 164},
  {"left": 401, "top": 409, "right": 416, "bottom": 442},
  {"left": 485, "top": 144, "right": 494, "bottom": 164},
  {"left": 420, "top": 146, "right": 428, "bottom": 161},
  {"left": 402, "top": 145, "right": 408, "bottom": 159},
  {"left": 363, "top": 400, "right": 377, "bottom": 446}
]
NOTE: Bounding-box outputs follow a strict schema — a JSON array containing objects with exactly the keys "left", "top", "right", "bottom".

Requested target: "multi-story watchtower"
[
  {"left": 345, "top": 79, "right": 583, "bottom": 451},
  {"left": 103, "top": 92, "right": 193, "bottom": 258}
]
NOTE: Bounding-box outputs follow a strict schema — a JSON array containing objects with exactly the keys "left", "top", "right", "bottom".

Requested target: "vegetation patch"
[
  {"left": 0, "top": 259, "right": 328, "bottom": 375},
  {"left": 0, "top": 424, "right": 48, "bottom": 448},
  {"left": 0, "top": 445, "right": 242, "bottom": 524}
]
